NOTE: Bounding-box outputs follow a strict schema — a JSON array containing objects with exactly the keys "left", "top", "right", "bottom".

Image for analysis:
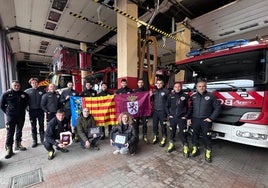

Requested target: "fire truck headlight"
[
  {"left": 236, "top": 131, "right": 268, "bottom": 140},
  {"left": 240, "top": 112, "right": 261, "bottom": 120}
]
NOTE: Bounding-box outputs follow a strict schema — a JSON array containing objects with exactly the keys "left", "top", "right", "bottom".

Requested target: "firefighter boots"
[
  {"left": 15, "top": 142, "right": 27, "bottom": 151},
  {"left": 159, "top": 137, "right": 166, "bottom": 147},
  {"left": 143, "top": 135, "right": 148, "bottom": 144},
  {"left": 152, "top": 135, "right": 159, "bottom": 144},
  {"left": 48, "top": 149, "right": 55, "bottom": 160},
  {"left": 205, "top": 149, "right": 212, "bottom": 163},
  {"left": 191, "top": 146, "right": 200, "bottom": 157},
  {"left": 5, "top": 146, "right": 14, "bottom": 159},
  {"left": 167, "top": 142, "right": 174, "bottom": 153},
  {"left": 183, "top": 145, "right": 190, "bottom": 158}
]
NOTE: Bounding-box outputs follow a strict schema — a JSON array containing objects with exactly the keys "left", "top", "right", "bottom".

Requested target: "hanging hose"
[{"left": 139, "top": 36, "right": 158, "bottom": 87}]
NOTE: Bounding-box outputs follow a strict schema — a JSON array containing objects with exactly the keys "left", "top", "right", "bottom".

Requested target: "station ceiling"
[{"left": 0, "top": 0, "right": 267, "bottom": 67}]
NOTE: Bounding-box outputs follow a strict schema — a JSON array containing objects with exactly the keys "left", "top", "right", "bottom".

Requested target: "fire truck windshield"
[{"left": 180, "top": 49, "right": 267, "bottom": 90}]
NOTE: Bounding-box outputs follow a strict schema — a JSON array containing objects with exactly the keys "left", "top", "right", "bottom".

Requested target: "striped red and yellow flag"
[
  {"left": 70, "top": 95, "right": 117, "bottom": 126},
  {"left": 82, "top": 95, "right": 117, "bottom": 126}
]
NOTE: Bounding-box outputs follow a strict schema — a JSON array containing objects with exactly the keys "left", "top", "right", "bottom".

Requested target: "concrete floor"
[{"left": 0, "top": 115, "right": 267, "bottom": 188}]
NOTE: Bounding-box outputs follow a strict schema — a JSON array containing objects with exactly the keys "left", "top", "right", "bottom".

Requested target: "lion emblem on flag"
[{"left": 127, "top": 95, "right": 139, "bottom": 115}]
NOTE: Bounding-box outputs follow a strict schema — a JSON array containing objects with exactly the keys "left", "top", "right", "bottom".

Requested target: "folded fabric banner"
[
  {"left": 70, "top": 95, "right": 117, "bottom": 127},
  {"left": 114, "top": 91, "right": 151, "bottom": 118}
]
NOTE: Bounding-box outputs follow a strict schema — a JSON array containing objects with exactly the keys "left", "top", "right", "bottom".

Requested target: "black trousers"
[
  {"left": 169, "top": 117, "right": 188, "bottom": 145},
  {"left": 153, "top": 110, "right": 167, "bottom": 138},
  {"left": 29, "top": 109, "right": 44, "bottom": 137},
  {"left": 43, "top": 141, "right": 55, "bottom": 152},
  {"left": 191, "top": 118, "right": 213, "bottom": 150},
  {"left": 5, "top": 115, "right": 25, "bottom": 147},
  {"left": 134, "top": 116, "right": 148, "bottom": 136}
]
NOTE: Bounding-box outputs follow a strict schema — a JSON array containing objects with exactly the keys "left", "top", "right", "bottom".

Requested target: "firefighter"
[
  {"left": 80, "top": 81, "right": 97, "bottom": 97},
  {"left": 0, "top": 81, "right": 29, "bottom": 159},
  {"left": 115, "top": 79, "right": 133, "bottom": 94},
  {"left": 60, "top": 81, "right": 79, "bottom": 122},
  {"left": 133, "top": 79, "right": 149, "bottom": 143},
  {"left": 187, "top": 80, "right": 221, "bottom": 162},
  {"left": 166, "top": 82, "right": 189, "bottom": 155},
  {"left": 44, "top": 109, "right": 71, "bottom": 160},
  {"left": 41, "top": 83, "right": 61, "bottom": 122},
  {"left": 98, "top": 82, "right": 113, "bottom": 139},
  {"left": 25, "top": 77, "right": 46, "bottom": 147},
  {"left": 151, "top": 79, "right": 169, "bottom": 146}
]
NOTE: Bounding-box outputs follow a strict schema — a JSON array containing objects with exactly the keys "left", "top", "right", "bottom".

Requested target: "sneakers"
[
  {"left": 183, "top": 145, "right": 189, "bottom": 158},
  {"left": 5, "top": 147, "right": 13, "bottom": 159},
  {"left": 113, "top": 150, "right": 120, "bottom": 155},
  {"left": 152, "top": 135, "right": 159, "bottom": 144},
  {"left": 205, "top": 149, "right": 212, "bottom": 163},
  {"left": 159, "top": 137, "right": 166, "bottom": 147},
  {"left": 48, "top": 150, "right": 55, "bottom": 160},
  {"left": 191, "top": 146, "right": 200, "bottom": 157},
  {"left": 167, "top": 142, "right": 174, "bottom": 153},
  {"left": 15, "top": 143, "right": 27, "bottom": 151}
]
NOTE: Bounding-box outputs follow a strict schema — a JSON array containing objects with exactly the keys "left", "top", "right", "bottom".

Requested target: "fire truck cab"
[{"left": 176, "top": 40, "right": 268, "bottom": 148}]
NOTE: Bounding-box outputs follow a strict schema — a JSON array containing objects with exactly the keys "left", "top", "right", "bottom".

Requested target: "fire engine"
[
  {"left": 176, "top": 39, "right": 268, "bottom": 148},
  {"left": 51, "top": 46, "right": 91, "bottom": 93}
]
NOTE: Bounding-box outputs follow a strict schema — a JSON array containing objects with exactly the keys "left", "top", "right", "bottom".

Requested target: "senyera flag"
[
  {"left": 114, "top": 91, "right": 151, "bottom": 118},
  {"left": 70, "top": 95, "right": 117, "bottom": 126}
]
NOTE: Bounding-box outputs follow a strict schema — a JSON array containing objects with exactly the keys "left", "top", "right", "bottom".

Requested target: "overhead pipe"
[{"left": 92, "top": 0, "right": 191, "bottom": 46}]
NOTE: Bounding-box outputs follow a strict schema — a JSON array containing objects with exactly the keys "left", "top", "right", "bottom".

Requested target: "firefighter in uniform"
[
  {"left": 60, "top": 81, "right": 79, "bottom": 122},
  {"left": 44, "top": 109, "right": 71, "bottom": 160},
  {"left": 151, "top": 79, "right": 169, "bottom": 146},
  {"left": 187, "top": 80, "right": 221, "bottom": 162},
  {"left": 0, "top": 81, "right": 29, "bottom": 159},
  {"left": 25, "top": 77, "right": 46, "bottom": 147},
  {"left": 166, "top": 82, "right": 189, "bottom": 155},
  {"left": 41, "top": 83, "right": 61, "bottom": 122},
  {"left": 115, "top": 79, "right": 133, "bottom": 94},
  {"left": 60, "top": 81, "right": 79, "bottom": 141},
  {"left": 80, "top": 81, "right": 97, "bottom": 97},
  {"left": 133, "top": 79, "right": 149, "bottom": 143}
]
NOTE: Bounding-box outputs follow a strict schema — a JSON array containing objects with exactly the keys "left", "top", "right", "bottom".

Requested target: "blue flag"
[{"left": 70, "top": 96, "right": 82, "bottom": 127}]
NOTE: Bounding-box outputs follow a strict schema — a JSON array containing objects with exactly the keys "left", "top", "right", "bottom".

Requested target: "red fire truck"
[
  {"left": 176, "top": 39, "right": 268, "bottom": 148},
  {"left": 51, "top": 46, "right": 91, "bottom": 93}
]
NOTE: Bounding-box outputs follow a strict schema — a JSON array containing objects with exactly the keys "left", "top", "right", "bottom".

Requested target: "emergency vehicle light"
[
  {"left": 236, "top": 131, "right": 268, "bottom": 140},
  {"left": 240, "top": 112, "right": 261, "bottom": 121}
]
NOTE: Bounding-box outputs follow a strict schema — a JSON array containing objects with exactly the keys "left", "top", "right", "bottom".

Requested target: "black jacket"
[
  {"left": 41, "top": 91, "right": 61, "bottom": 113},
  {"left": 152, "top": 88, "right": 169, "bottom": 112},
  {"left": 80, "top": 88, "right": 97, "bottom": 97},
  {"left": 134, "top": 87, "right": 147, "bottom": 92},
  {"left": 60, "top": 88, "right": 79, "bottom": 110},
  {"left": 24, "top": 87, "right": 46, "bottom": 109},
  {"left": 0, "top": 89, "right": 29, "bottom": 116},
  {"left": 110, "top": 123, "right": 137, "bottom": 145},
  {"left": 166, "top": 91, "right": 189, "bottom": 118},
  {"left": 45, "top": 117, "right": 71, "bottom": 146},
  {"left": 98, "top": 90, "right": 112, "bottom": 96},
  {"left": 187, "top": 91, "right": 221, "bottom": 121},
  {"left": 116, "top": 87, "right": 133, "bottom": 94}
]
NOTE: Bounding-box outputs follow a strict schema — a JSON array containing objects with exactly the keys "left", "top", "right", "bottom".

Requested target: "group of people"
[
  {"left": 0, "top": 77, "right": 221, "bottom": 163},
  {"left": 151, "top": 79, "right": 221, "bottom": 162}
]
